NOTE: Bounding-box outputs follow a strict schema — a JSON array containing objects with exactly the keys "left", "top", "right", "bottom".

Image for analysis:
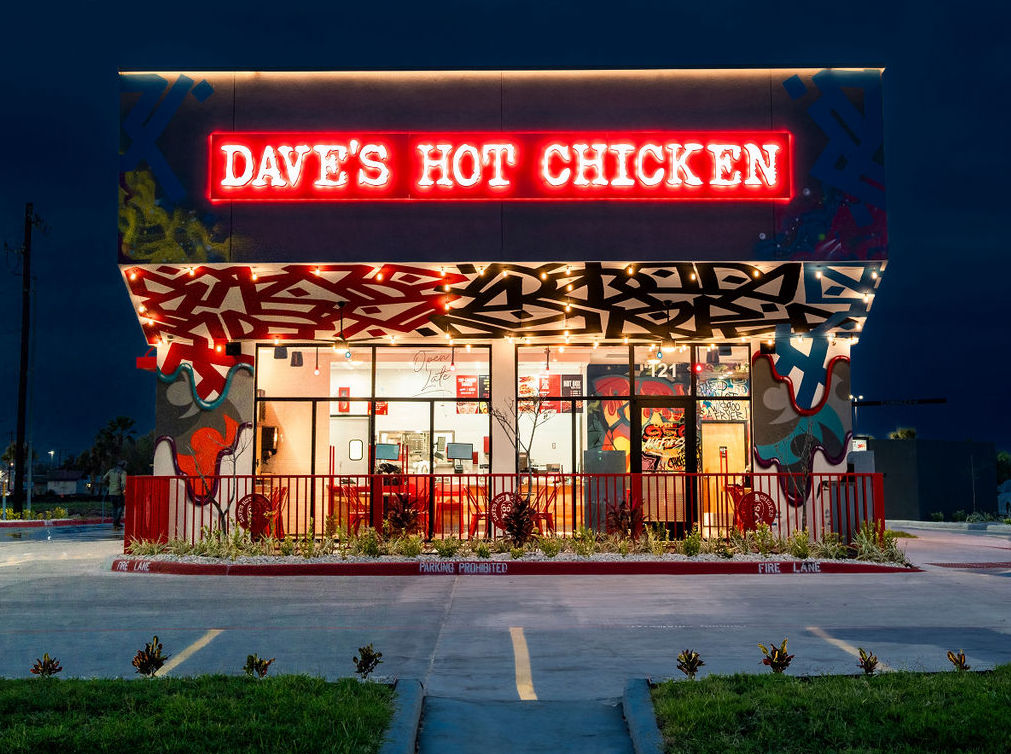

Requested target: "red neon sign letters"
[{"left": 208, "top": 131, "right": 792, "bottom": 202}]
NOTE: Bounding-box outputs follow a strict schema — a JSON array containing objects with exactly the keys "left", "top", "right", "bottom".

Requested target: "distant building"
[
  {"left": 998, "top": 480, "right": 1011, "bottom": 517},
  {"left": 868, "top": 439, "right": 997, "bottom": 520},
  {"left": 46, "top": 470, "right": 91, "bottom": 498}
]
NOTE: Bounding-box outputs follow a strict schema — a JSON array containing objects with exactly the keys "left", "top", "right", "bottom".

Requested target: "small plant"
[
  {"left": 279, "top": 535, "right": 295, "bottom": 556},
  {"left": 493, "top": 538, "right": 512, "bottom": 554},
  {"left": 758, "top": 638, "right": 794, "bottom": 674},
  {"left": 353, "top": 643, "right": 383, "bottom": 680},
  {"left": 571, "top": 527, "right": 598, "bottom": 557},
  {"left": 964, "top": 511, "right": 991, "bottom": 523},
  {"left": 857, "top": 647, "right": 879, "bottom": 675},
  {"left": 384, "top": 494, "right": 422, "bottom": 536},
  {"left": 605, "top": 497, "right": 644, "bottom": 539},
  {"left": 946, "top": 649, "right": 970, "bottom": 672},
  {"left": 951, "top": 509, "right": 967, "bottom": 522},
  {"left": 503, "top": 495, "right": 537, "bottom": 547},
  {"left": 509, "top": 547, "right": 525, "bottom": 559},
  {"left": 432, "top": 537, "right": 461, "bottom": 558},
  {"left": 714, "top": 541, "right": 733, "bottom": 559},
  {"left": 811, "top": 531, "right": 848, "bottom": 559},
  {"left": 643, "top": 525, "right": 669, "bottom": 557},
  {"left": 929, "top": 511, "right": 945, "bottom": 522},
  {"left": 539, "top": 537, "right": 563, "bottom": 558},
  {"left": 133, "top": 635, "right": 169, "bottom": 677},
  {"left": 30, "top": 653, "right": 63, "bottom": 677},
  {"left": 393, "top": 534, "right": 424, "bottom": 558},
  {"left": 243, "top": 653, "right": 275, "bottom": 678},
  {"left": 349, "top": 528, "right": 382, "bottom": 558},
  {"left": 754, "top": 523, "right": 776, "bottom": 557},
  {"left": 787, "top": 529, "right": 811, "bottom": 559},
  {"left": 682, "top": 525, "right": 702, "bottom": 557},
  {"left": 676, "top": 649, "right": 704, "bottom": 680},
  {"left": 473, "top": 541, "right": 492, "bottom": 559}
]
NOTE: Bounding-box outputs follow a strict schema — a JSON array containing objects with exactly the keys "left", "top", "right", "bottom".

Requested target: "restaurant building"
[{"left": 120, "top": 69, "right": 886, "bottom": 541}]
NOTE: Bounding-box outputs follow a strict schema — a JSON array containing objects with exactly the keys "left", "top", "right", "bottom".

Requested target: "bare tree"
[{"left": 489, "top": 395, "right": 556, "bottom": 499}]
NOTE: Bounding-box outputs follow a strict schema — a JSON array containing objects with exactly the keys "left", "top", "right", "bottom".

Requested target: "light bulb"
[
  {"left": 345, "top": 349, "right": 352, "bottom": 359},
  {"left": 314, "top": 367, "right": 320, "bottom": 376}
]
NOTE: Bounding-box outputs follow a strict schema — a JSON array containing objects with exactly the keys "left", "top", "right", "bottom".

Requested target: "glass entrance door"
[{"left": 635, "top": 398, "right": 695, "bottom": 529}]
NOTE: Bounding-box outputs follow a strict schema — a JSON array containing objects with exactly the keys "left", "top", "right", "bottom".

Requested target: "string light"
[
  {"left": 138, "top": 304, "right": 146, "bottom": 313},
  {"left": 443, "top": 283, "right": 450, "bottom": 292},
  {"left": 540, "top": 271, "right": 547, "bottom": 280},
  {"left": 871, "top": 270, "right": 879, "bottom": 279},
  {"left": 128, "top": 270, "right": 137, "bottom": 281},
  {"left": 690, "top": 272, "right": 697, "bottom": 281},
  {"left": 815, "top": 269, "right": 822, "bottom": 279},
  {"left": 274, "top": 336, "right": 280, "bottom": 345},
  {"left": 376, "top": 272, "right": 384, "bottom": 281},
  {"left": 626, "top": 266, "right": 635, "bottom": 275},
  {"left": 478, "top": 266, "right": 485, "bottom": 276},
  {"left": 440, "top": 266, "right": 446, "bottom": 277},
  {"left": 187, "top": 267, "right": 195, "bottom": 277},
  {"left": 215, "top": 344, "right": 222, "bottom": 353},
  {"left": 623, "top": 335, "right": 629, "bottom": 344},
  {"left": 592, "top": 340, "right": 599, "bottom": 349},
  {"left": 752, "top": 269, "right": 761, "bottom": 278},
  {"left": 465, "top": 343, "right": 471, "bottom": 351},
  {"left": 251, "top": 269, "right": 258, "bottom": 281},
  {"left": 313, "top": 267, "right": 321, "bottom": 275}
]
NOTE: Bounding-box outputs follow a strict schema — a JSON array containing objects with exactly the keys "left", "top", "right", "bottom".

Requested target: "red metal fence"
[{"left": 124, "top": 472, "right": 884, "bottom": 551}]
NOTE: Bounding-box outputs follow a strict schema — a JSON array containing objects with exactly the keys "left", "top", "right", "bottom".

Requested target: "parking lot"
[{"left": 0, "top": 524, "right": 1008, "bottom": 699}]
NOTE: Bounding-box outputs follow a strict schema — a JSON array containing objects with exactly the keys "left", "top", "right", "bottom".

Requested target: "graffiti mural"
[
  {"left": 752, "top": 349, "right": 851, "bottom": 506},
  {"left": 126, "top": 261, "right": 878, "bottom": 358}
]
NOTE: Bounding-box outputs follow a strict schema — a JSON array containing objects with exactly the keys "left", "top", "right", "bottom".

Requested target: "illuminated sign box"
[{"left": 209, "top": 131, "right": 792, "bottom": 202}]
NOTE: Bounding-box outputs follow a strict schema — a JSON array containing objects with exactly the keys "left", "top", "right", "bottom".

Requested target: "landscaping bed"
[
  {"left": 0, "top": 675, "right": 393, "bottom": 754},
  {"left": 650, "top": 665, "right": 1011, "bottom": 753}
]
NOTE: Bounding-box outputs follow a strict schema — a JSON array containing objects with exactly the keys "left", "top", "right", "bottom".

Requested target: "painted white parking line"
[
  {"left": 157, "top": 629, "right": 223, "bottom": 676},
  {"left": 806, "top": 625, "right": 894, "bottom": 672},
  {"left": 509, "top": 627, "right": 537, "bottom": 700}
]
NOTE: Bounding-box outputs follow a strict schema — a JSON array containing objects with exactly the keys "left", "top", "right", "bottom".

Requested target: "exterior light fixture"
[
  {"left": 566, "top": 283, "right": 573, "bottom": 292},
  {"left": 626, "top": 266, "right": 635, "bottom": 275},
  {"left": 623, "top": 335, "right": 629, "bottom": 344},
  {"left": 815, "top": 269, "right": 822, "bottom": 279},
  {"left": 592, "top": 340, "right": 599, "bottom": 349},
  {"left": 690, "top": 272, "right": 697, "bottom": 281},
  {"left": 540, "top": 271, "right": 547, "bottom": 280},
  {"left": 251, "top": 269, "right": 258, "bottom": 281},
  {"left": 478, "top": 266, "right": 485, "bottom": 276},
  {"left": 465, "top": 343, "right": 471, "bottom": 352},
  {"left": 129, "top": 270, "right": 137, "bottom": 281},
  {"left": 376, "top": 272, "right": 384, "bottom": 281},
  {"left": 752, "top": 269, "right": 761, "bottom": 278},
  {"left": 871, "top": 270, "right": 879, "bottom": 279}
]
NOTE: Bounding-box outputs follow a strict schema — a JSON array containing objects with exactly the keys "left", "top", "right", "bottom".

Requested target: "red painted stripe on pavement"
[{"left": 111, "top": 559, "right": 919, "bottom": 576}]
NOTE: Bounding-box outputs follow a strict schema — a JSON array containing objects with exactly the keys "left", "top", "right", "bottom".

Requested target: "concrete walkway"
[{"left": 417, "top": 698, "right": 634, "bottom": 753}]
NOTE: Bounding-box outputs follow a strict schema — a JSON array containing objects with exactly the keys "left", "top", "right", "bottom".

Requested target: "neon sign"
[{"left": 208, "top": 131, "right": 792, "bottom": 202}]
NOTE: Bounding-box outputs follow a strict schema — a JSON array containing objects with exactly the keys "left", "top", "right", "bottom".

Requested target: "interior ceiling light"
[
  {"left": 450, "top": 345, "right": 456, "bottom": 372},
  {"left": 313, "top": 346, "right": 320, "bottom": 376}
]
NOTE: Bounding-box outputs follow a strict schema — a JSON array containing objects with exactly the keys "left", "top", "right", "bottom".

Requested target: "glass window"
[
  {"left": 328, "top": 346, "right": 372, "bottom": 415},
  {"left": 257, "top": 400, "right": 314, "bottom": 475},
  {"left": 696, "top": 345, "right": 750, "bottom": 397},
  {"left": 633, "top": 345, "right": 691, "bottom": 397},
  {"left": 375, "top": 346, "right": 489, "bottom": 399}
]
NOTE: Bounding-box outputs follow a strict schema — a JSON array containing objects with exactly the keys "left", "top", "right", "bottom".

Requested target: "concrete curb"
[
  {"left": 109, "top": 558, "right": 919, "bottom": 576},
  {"left": 623, "top": 679, "right": 664, "bottom": 754},
  {"left": 888, "top": 519, "right": 1011, "bottom": 533},
  {"left": 379, "top": 678, "right": 424, "bottom": 754},
  {"left": 0, "top": 517, "right": 112, "bottom": 529}
]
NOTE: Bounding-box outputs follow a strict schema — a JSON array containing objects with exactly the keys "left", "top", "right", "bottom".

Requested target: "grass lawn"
[
  {"left": 651, "top": 665, "right": 1011, "bottom": 753},
  {"left": 0, "top": 675, "right": 394, "bottom": 753}
]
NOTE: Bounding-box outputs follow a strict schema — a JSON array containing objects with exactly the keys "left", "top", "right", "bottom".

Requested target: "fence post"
[{"left": 872, "top": 472, "right": 886, "bottom": 543}]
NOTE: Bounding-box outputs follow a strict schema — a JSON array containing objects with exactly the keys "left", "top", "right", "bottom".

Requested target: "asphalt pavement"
[{"left": 0, "top": 523, "right": 1008, "bottom": 699}]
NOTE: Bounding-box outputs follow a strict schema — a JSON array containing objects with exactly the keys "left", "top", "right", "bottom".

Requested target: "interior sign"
[{"left": 209, "top": 131, "right": 792, "bottom": 202}]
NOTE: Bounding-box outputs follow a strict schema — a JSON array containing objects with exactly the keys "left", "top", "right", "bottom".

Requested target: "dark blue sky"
[{"left": 1, "top": 0, "right": 1008, "bottom": 457}]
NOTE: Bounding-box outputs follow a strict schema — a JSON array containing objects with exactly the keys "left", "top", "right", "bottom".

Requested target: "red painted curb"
[
  {"left": 111, "top": 558, "right": 920, "bottom": 576},
  {"left": 0, "top": 517, "right": 113, "bottom": 528}
]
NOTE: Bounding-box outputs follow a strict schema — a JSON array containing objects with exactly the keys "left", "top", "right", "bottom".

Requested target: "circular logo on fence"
[
  {"left": 742, "top": 491, "right": 777, "bottom": 527},
  {"left": 489, "top": 491, "right": 522, "bottom": 530},
  {"left": 236, "top": 493, "right": 271, "bottom": 539}
]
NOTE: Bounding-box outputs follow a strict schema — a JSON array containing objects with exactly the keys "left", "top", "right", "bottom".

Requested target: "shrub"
[
  {"left": 758, "top": 638, "right": 794, "bottom": 674},
  {"left": 279, "top": 535, "right": 296, "bottom": 556},
  {"left": 349, "top": 528, "right": 382, "bottom": 558},
  {"left": 243, "top": 654, "right": 275, "bottom": 678},
  {"left": 643, "top": 525, "right": 669, "bottom": 557},
  {"left": 754, "top": 523, "right": 776, "bottom": 557},
  {"left": 128, "top": 538, "right": 166, "bottom": 556},
  {"left": 503, "top": 494, "right": 537, "bottom": 547},
  {"left": 676, "top": 649, "right": 704, "bottom": 680},
  {"left": 384, "top": 494, "right": 421, "bottom": 536},
  {"left": 946, "top": 650, "right": 970, "bottom": 671},
  {"left": 682, "top": 525, "right": 702, "bottom": 557},
  {"left": 571, "top": 527, "right": 598, "bottom": 557},
  {"left": 353, "top": 643, "right": 383, "bottom": 680},
  {"left": 811, "top": 531, "right": 848, "bottom": 559},
  {"left": 509, "top": 547, "right": 525, "bottom": 559},
  {"left": 727, "top": 528, "right": 755, "bottom": 555},
  {"left": 393, "top": 534, "right": 424, "bottom": 558},
  {"left": 432, "top": 537, "right": 460, "bottom": 558},
  {"left": 30, "top": 653, "right": 63, "bottom": 677},
  {"left": 951, "top": 509, "right": 967, "bottom": 522},
  {"left": 787, "top": 529, "right": 811, "bottom": 559},
  {"left": 605, "top": 497, "right": 644, "bottom": 539},
  {"left": 473, "top": 541, "right": 492, "bottom": 559},
  {"left": 133, "top": 635, "right": 169, "bottom": 678},
  {"left": 965, "top": 512, "right": 991, "bottom": 523},
  {"left": 929, "top": 511, "right": 945, "bottom": 522},
  {"left": 857, "top": 647, "right": 879, "bottom": 675},
  {"left": 539, "top": 537, "right": 563, "bottom": 558},
  {"left": 853, "top": 522, "right": 886, "bottom": 562}
]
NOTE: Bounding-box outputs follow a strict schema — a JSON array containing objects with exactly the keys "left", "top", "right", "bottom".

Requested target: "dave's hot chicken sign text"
[{"left": 208, "top": 131, "right": 792, "bottom": 202}]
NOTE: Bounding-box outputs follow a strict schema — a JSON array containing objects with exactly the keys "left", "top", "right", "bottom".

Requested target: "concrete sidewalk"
[{"left": 417, "top": 698, "right": 634, "bottom": 753}]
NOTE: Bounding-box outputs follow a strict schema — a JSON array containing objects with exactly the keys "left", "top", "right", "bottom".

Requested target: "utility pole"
[{"left": 12, "top": 202, "right": 41, "bottom": 514}]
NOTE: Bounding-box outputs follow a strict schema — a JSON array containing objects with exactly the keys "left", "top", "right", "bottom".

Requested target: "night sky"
[{"left": 1, "top": 1, "right": 1008, "bottom": 459}]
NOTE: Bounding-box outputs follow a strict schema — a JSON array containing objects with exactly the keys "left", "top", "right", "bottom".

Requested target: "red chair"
[
  {"left": 331, "top": 483, "right": 369, "bottom": 534},
  {"left": 466, "top": 484, "right": 490, "bottom": 539}
]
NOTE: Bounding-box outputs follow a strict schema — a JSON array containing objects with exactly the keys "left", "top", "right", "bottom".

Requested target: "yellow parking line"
[
  {"left": 157, "top": 629, "right": 223, "bottom": 676},
  {"left": 509, "top": 627, "right": 537, "bottom": 700},
  {"left": 807, "top": 625, "right": 893, "bottom": 672}
]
